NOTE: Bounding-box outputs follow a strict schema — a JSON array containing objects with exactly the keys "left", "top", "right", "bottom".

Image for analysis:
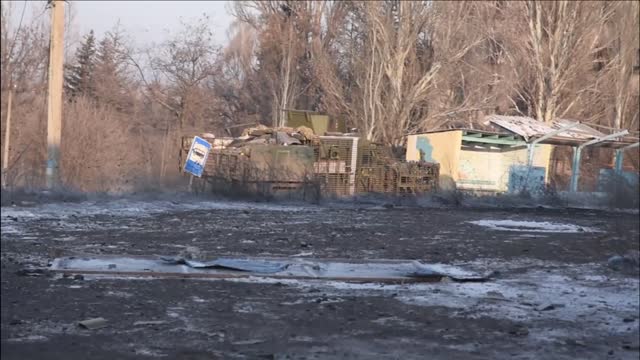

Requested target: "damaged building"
[
  {"left": 180, "top": 111, "right": 637, "bottom": 200},
  {"left": 406, "top": 115, "right": 639, "bottom": 196}
]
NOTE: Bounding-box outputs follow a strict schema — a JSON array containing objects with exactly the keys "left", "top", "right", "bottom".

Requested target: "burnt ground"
[{"left": 1, "top": 199, "right": 639, "bottom": 359}]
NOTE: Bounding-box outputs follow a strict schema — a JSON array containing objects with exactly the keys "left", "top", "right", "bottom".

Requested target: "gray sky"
[{"left": 8, "top": 0, "right": 234, "bottom": 47}]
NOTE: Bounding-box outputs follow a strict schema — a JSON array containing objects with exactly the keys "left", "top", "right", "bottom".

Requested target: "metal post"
[
  {"left": 2, "top": 85, "right": 14, "bottom": 189},
  {"left": 46, "top": 0, "right": 65, "bottom": 189},
  {"left": 522, "top": 123, "right": 581, "bottom": 194},
  {"left": 526, "top": 143, "right": 534, "bottom": 167},
  {"left": 569, "top": 146, "right": 582, "bottom": 192},
  {"left": 614, "top": 149, "right": 624, "bottom": 174},
  {"left": 569, "top": 130, "right": 629, "bottom": 192},
  {"left": 527, "top": 123, "right": 581, "bottom": 168},
  {"left": 349, "top": 137, "right": 359, "bottom": 196},
  {"left": 614, "top": 142, "right": 640, "bottom": 174}
]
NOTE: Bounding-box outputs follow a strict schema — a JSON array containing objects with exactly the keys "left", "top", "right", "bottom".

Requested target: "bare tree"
[
  {"left": 1, "top": 1, "right": 50, "bottom": 188},
  {"left": 308, "top": 1, "right": 489, "bottom": 145},
  {"left": 604, "top": 1, "right": 639, "bottom": 131},
  {"left": 231, "top": 1, "right": 325, "bottom": 128},
  {"left": 407, "top": 1, "right": 494, "bottom": 133},
  {"left": 216, "top": 20, "right": 262, "bottom": 127},
  {"left": 129, "top": 16, "right": 221, "bottom": 178},
  {"left": 513, "top": 1, "right": 615, "bottom": 123}
]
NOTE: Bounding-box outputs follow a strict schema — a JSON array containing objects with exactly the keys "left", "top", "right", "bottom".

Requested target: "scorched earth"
[{"left": 1, "top": 197, "right": 639, "bottom": 359}]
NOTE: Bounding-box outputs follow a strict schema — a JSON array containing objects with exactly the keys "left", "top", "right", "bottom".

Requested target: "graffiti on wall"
[
  {"left": 457, "top": 157, "right": 498, "bottom": 187},
  {"left": 508, "top": 165, "right": 546, "bottom": 194},
  {"left": 416, "top": 138, "right": 434, "bottom": 162}
]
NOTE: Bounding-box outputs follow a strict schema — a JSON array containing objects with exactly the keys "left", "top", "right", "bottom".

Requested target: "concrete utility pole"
[
  {"left": 2, "top": 84, "right": 15, "bottom": 189},
  {"left": 46, "top": 0, "right": 65, "bottom": 189}
]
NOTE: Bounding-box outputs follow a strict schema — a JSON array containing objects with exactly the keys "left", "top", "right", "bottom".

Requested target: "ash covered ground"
[{"left": 1, "top": 196, "right": 639, "bottom": 359}]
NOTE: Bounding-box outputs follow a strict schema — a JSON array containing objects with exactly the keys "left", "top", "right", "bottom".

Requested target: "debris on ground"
[
  {"left": 15, "top": 268, "right": 50, "bottom": 277},
  {"left": 535, "top": 303, "right": 565, "bottom": 311},
  {"left": 50, "top": 255, "right": 492, "bottom": 283},
  {"left": 508, "top": 325, "right": 529, "bottom": 337},
  {"left": 2, "top": 198, "right": 638, "bottom": 359},
  {"left": 238, "top": 125, "right": 318, "bottom": 146},
  {"left": 231, "top": 339, "right": 266, "bottom": 346},
  {"left": 621, "top": 339, "right": 640, "bottom": 351},
  {"left": 133, "top": 321, "right": 167, "bottom": 326},
  {"left": 565, "top": 339, "right": 587, "bottom": 347},
  {"left": 177, "top": 246, "right": 203, "bottom": 260},
  {"left": 607, "top": 251, "right": 640, "bottom": 273},
  {"left": 78, "top": 317, "right": 108, "bottom": 330}
]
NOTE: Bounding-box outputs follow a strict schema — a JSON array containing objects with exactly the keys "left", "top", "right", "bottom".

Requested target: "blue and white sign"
[{"left": 184, "top": 136, "right": 212, "bottom": 177}]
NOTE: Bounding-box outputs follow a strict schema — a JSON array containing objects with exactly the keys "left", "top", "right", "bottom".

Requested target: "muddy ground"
[{"left": 1, "top": 198, "right": 639, "bottom": 359}]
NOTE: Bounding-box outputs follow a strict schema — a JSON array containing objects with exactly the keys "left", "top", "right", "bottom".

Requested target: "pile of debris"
[{"left": 227, "top": 124, "right": 318, "bottom": 147}]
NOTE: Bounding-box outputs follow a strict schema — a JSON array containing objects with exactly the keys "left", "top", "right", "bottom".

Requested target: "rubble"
[{"left": 238, "top": 124, "right": 318, "bottom": 146}]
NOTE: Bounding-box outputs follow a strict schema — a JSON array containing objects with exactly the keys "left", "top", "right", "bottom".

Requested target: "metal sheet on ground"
[
  {"left": 50, "top": 256, "right": 491, "bottom": 283},
  {"left": 160, "top": 256, "right": 289, "bottom": 273}
]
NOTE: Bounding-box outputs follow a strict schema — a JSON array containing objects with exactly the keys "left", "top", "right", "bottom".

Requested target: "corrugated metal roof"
[
  {"left": 553, "top": 119, "right": 607, "bottom": 138},
  {"left": 484, "top": 115, "right": 606, "bottom": 141},
  {"left": 408, "top": 117, "right": 635, "bottom": 148}
]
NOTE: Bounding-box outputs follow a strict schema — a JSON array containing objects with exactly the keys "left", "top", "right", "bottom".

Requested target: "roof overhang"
[
  {"left": 483, "top": 115, "right": 636, "bottom": 148},
  {"left": 461, "top": 129, "right": 527, "bottom": 148}
]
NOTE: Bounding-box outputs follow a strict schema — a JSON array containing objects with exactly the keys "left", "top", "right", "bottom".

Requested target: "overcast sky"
[{"left": 8, "top": 0, "right": 234, "bottom": 47}]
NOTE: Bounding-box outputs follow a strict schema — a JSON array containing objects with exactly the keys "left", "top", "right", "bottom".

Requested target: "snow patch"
[
  {"left": 6, "top": 335, "right": 49, "bottom": 343},
  {"left": 134, "top": 348, "right": 168, "bottom": 357},
  {"left": 1, "top": 199, "right": 318, "bottom": 239},
  {"left": 106, "top": 291, "right": 133, "bottom": 298},
  {"left": 1, "top": 199, "right": 316, "bottom": 222},
  {"left": 222, "top": 260, "right": 638, "bottom": 335},
  {"left": 291, "top": 251, "right": 314, "bottom": 257},
  {"left": 468, "top": 219, "right": 601, "bottom": 233}
]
